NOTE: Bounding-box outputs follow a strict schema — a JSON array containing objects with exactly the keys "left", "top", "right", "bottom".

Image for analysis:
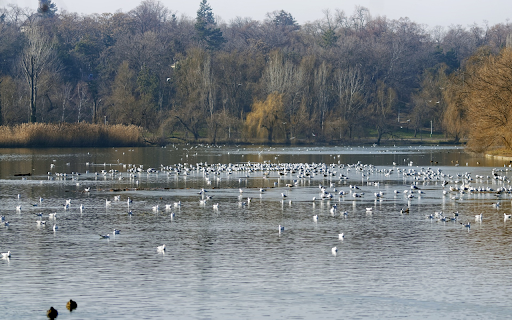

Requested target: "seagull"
[
  {"left": 16, "top": 205, "right": 21, "bottom": 212},
  {"left": 99, "top": 234, "right": 110, "bottom": 239},
  {"left": 113, "top": 229, "right": 121, "bottom": 234},
  {"left": 504, "top": 213, "right": 511, "bottom": 220},
  {"left": 105, "top": 199, "right": 112, "bottom": 206},
  {"left": 1, "top": 251, "right": 10, "bottom": 258},
  {"left": 49, "top": 213, "right": 57, "bottom": 219},
  {"left": 475, "top": 213, "right": 483, "bottom": 221},
  {"left": 339, "top": 233, "right": 344, "bottom": 240},
  {"left": 80, "top": 204, "right": 84, "bottom": 212},
  {"left": 313, "top": 215, "right": 318, "bottom": 222},
  {"left": 213, "top": 203, "right": 219, "bottom": 210},
  {"left": 84, "top": 187, "right": 90, "bottom": 192},
  {"left": 366, "top": 207, "right": 373, "bottom": 212},
  {"left": 37, "top": 220, "right": 46, "bottom": 226},
  {"left": 279, "top": 225, "right": 284, "bottom": 232},
  {"left": 461, "top": 222, "right": 471, "bottom": 228},
  {"left": 281, "top": 193, "right": 287, "bottom": 198},
  {"left": 170, "top": 212, "right": 175, "bottom": 218},
  {"left": 332, "top": 247, "right": 338, "bottom": 255},
  {"left": 157, "top": 244, "right": 166, "bottom": 252},
  {"left": 53, "top": 224, "right": 58, "bottom": 231}
]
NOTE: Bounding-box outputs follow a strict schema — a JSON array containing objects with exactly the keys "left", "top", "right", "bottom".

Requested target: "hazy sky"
[{"left": 4, "top": 0, "right": 512, "bottom": 28}]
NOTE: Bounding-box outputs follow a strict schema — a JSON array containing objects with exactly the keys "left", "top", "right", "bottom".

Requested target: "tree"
[
  {"left": 195, "top": 0, "right": 226, "bottom": 50},
  {"left": 38, "top": 0, "right": 58, "bottom": 17},
  {"left": 460, "top": 48, "right": 512, "bottom": 152},
  {"left": 19, "top": 27, "right": 58, "bottom": 123},
  {"left": 245, "top": 92, "right": 285, "bottom": 143}
]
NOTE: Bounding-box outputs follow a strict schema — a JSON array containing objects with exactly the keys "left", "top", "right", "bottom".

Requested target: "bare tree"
[{"left": 19, "top": 27, "right": 58, "bottom": 122}]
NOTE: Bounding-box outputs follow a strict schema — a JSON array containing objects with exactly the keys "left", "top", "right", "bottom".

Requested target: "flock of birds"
[
  {"left": 3, "top": 156, "right": 512, "bottom": 264},
  {"left": 4, "top": 148, "right": 512, "bottom": 318}
]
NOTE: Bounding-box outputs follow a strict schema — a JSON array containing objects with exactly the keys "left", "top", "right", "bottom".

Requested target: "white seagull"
[
  {"left": 1, "top": 251, "right": 11, "bottom": 259},
  {"left": 157, "top": 244, "right": 166, "bottom": 252}
]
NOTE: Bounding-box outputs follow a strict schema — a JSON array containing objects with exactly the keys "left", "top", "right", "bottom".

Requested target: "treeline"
[{"left": 1, "top": 0, "right": 512, "bottom": 147}]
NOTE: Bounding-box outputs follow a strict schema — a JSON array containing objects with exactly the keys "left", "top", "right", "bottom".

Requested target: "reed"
[{"left": 0, "top": 123, "right": 145, "bottom": 147}]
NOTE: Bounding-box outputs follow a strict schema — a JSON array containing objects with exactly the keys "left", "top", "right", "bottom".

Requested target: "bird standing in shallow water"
[{"left": 1, "top": 251, "right": 10, "bottom": 258}]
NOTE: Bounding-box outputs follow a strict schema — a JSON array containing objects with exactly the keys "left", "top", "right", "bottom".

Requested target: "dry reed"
[{"left": 0, "top": 123, "right": 145, "bottom": 147}]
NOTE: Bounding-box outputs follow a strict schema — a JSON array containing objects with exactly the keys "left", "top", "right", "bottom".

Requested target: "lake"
[{"left": 1, "top": 145, "right": 512, "bottom": 319}]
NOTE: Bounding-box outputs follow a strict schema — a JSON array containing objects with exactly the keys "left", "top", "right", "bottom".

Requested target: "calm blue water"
[{"left": 1, "top": 145, "right": 512, "bottom": 319}]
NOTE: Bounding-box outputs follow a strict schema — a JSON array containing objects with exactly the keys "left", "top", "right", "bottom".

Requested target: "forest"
[{"left": 1, "top": 0, "right": 512, "bottom": 151}]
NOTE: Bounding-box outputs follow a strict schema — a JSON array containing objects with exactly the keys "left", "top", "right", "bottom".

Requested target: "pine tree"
[{"left": 194, "top": 0, "right": 226, "bottom": 50}]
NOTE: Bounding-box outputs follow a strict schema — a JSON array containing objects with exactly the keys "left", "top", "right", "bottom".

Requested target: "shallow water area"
[{"left": 1, "top": 145, "right": 512, "bottom": 319}]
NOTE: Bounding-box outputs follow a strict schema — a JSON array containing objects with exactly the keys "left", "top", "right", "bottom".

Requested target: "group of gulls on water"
[{"left": 3, "top": 159, "right": 512, "bottom": 262}]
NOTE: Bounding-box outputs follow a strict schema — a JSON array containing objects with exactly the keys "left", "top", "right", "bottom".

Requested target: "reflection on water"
[{"left": 1, "top": 145, "right": 512, "bottom": 319}]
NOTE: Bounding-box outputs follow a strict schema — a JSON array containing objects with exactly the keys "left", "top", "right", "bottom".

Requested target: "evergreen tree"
[
  {"left": 38, "top": 0, "right": 58, "bottom": 17},
  {"left": 194, "top": 0, "right": 226, "bottom": 50}
]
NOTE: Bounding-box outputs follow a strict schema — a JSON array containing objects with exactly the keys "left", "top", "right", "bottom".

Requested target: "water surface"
[{"left": 1, "top": 145, "right": 512, "bottom": 319}]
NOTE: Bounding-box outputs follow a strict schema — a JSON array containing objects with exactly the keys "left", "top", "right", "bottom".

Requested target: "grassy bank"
[{"left": 0, "top": 123, "right": 146, "bottom": 147}]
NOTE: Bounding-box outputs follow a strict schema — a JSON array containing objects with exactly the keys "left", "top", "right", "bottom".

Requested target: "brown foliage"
[
  {"left": 463, "top": 48, "right": 512, "bottom": 152},
  {"left": 0, "top": 123, "right": 144, "bottom": 147}
]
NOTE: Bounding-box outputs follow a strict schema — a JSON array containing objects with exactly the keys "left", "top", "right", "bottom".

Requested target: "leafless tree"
[{"left": 19, "top": 27, "right": 58, "bottom": 122}]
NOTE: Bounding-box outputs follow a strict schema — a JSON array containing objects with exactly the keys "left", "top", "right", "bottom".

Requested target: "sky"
[{"left": 4, "top": 0, "right": 512, "bottom": 28}]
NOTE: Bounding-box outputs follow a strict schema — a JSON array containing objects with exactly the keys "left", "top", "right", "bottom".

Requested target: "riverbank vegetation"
[
  {"left": 0, "top": 123, "right": 144, "bottom": 147},
  {"left": 0, "top": 1, "right": 512, "bottom": 150}
]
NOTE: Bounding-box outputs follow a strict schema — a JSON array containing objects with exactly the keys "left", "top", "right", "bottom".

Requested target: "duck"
[
  {"left": 47, "top": 306, "right": 58, "bottom": 318},
  {"left": 66, "top": 299, "right": 77, "bottom": 311}
]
